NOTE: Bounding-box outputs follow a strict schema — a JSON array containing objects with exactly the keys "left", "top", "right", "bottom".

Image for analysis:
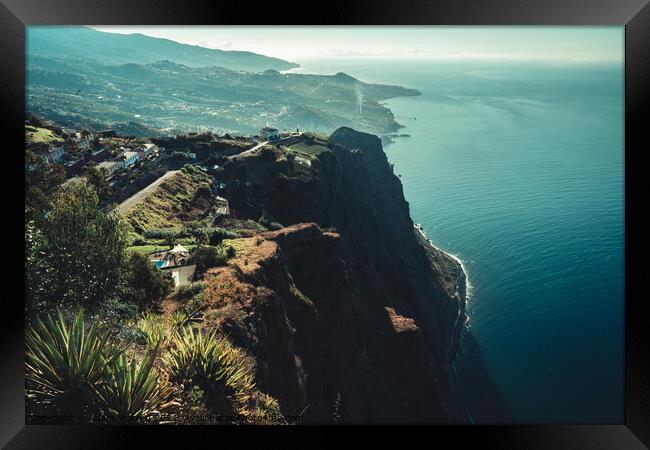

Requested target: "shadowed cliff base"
[{"left": 455, "top": 330, "right": 513, "bottom": 423}]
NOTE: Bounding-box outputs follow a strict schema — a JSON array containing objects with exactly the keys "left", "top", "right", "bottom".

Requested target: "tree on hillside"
[
  {"left": 191, "top": 228, "right": 209, "bottom": 246},
  {"left": 191, "top": 246, "right": 228, "bottom": 278},
  {"left": 84, "top": 161, "right": 111, "bottom": 200},
  {"left": 25, "top": 181, "right": 130, "bottom": 314},
  {"left": 25, "top": 150, "right": 66, "bottom": 222},
  {"left": 237, "top": 164, "right": 247, "bottom": 182},
  {"left": 25, "top": 220, "right": 54, "bottom": 315},
  {"left": 171, "top": 151, "right": 189, "bottom": 163},
  {"left": 126, "top": 252, "right": 174, "bottom": 310}
]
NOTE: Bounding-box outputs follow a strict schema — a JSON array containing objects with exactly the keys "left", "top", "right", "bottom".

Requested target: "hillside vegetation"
[
  {"left": 27, "top": 28, "right": 420, "bottom": 138},
  {"left": 25, "top": 125, "right": 64, "bottom": 144},
  {"left": 120, "top": 166, "right": 213, "bottom": 233},
  {"left": 25, "top": 127, "right": 466, "bottom": 424}
]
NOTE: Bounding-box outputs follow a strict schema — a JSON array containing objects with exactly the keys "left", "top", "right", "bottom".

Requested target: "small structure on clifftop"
[{"left": 260, "top": 126, "right": 280, "bottom": 141}]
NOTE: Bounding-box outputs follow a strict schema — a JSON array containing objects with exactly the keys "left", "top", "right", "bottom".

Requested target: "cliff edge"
[{"left": 193, "top": 127, "right": 468, "bottom": 423}]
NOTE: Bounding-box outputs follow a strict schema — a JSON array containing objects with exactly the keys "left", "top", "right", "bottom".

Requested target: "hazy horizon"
[{"left": 88, "top": 26, "right": 623, "bottom": 64}]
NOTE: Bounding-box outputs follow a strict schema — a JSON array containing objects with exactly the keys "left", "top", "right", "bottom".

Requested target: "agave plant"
[
  {"left": 135, "top": 312, "right": 167, "bottom": 348},
  {"left": 26, "top": 307, "right": 174, "bottom": 423},
  {"left": 164, "top": 327, "right": 256, "bottom": 418},
  {"left": 93, "top": 346, "right": 174, "bottom": 421},
  {"left": 25, "top": 308, "right": 114, "bottom": 416},
  {"left": 247, "top": 392, "right": 285, "bottom": 425},
  {"left": 170, "top": 306, "right": 202, "bottom": 330},
  {"left": 170, "top": 310, "right": 189, "bottom": 330}
]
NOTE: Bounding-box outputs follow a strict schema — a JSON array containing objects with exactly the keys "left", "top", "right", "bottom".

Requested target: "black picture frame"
[{"left": 2, "top": 0, "right": 648, "bottom": 447}]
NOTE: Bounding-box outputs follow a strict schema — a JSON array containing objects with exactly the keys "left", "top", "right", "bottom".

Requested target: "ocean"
[{"left": 291, "top": 57, "right": 625, "bottom": 423}]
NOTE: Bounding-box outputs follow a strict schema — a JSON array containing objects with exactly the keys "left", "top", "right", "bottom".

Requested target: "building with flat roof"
[
  {"left": 49, "top": 145, "right": 65, "bottom": 164},
  {"left": 215, "top": 196, "right": 229, "bottom": 216}
]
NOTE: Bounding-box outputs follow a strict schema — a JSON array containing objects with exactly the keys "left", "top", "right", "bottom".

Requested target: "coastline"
[{"left": 414, "top": 224, "right": 473, "bottom": 423}]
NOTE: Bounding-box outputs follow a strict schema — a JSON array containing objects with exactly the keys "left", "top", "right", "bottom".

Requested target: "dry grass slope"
[
  {"left": 25, "top": 125, "right": 64, "bottom": 144},
  {"left": 121, "top": 166, "right": 213, "bottom": 233}
]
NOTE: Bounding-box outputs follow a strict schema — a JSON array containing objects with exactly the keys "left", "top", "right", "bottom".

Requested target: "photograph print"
[{"left": 24, "top": 25, "right": 624, "bottom": 425}]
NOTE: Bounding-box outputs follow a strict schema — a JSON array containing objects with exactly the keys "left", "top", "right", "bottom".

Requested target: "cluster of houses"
[
  {"left": 95, "top": 143, "right": 159, "bottom": 178},
  {"left": 28, "top": 125, "right": 161, "bottom": 181},
  {"left": 28, "top": 128, "right": 97, "bottom": 166}
]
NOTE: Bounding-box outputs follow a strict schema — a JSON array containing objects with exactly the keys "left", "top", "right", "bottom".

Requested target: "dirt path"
[
  {"left": 228, "top": 140, "right": 268, "bottom": 160},
  {"left": 115, "top": 170, "right": 179, "bottom": 213},
  {"left": 228, "top": 132, "right": 305, "bottom": 161}
]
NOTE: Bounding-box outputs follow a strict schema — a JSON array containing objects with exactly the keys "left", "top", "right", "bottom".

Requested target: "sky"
[{"left": 90, "top": 26, "right": 623, "bottom": 64}]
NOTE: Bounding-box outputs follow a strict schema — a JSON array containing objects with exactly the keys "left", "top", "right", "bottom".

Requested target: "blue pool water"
[
  {"left": 153, "top": 260, "right": 166, "bottom": 269},
  {"left": 293, "top": 57, "right": 625, "bottom": 423}
]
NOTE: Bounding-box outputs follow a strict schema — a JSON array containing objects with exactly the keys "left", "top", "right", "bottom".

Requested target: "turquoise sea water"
[{"left": 293, "top": 58, "right": 624, "bottom": 423}]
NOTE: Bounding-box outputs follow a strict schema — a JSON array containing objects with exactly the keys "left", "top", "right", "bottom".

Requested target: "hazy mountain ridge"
[
  {"left": 27, "top": 27, "right": 299, "bottom": 72},
  {"left": 26, "top": 27, "right": 421, "bottom": 137}
]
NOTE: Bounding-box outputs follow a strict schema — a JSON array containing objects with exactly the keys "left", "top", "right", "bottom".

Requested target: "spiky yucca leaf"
[
  {"left": 163, "top": 327, "right": 256, "bottom": 417},
  {"left": 25, "top": 308, "right": 113, "bottom": 413},
  {"left": 171, "top": 307, "right": 201, "bottom": 329},
  {"left": 93, "top": 345, "right": 173, "bottom": 420},
  {"left": 135, "top": 312, "right": 167, "bottom": 348},
  {"left": 170, "top": 310, "right": 189, "bottom": 330}
]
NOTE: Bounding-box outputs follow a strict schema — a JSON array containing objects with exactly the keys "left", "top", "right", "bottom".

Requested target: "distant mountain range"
[
  {"left": 27, "top": 27, "right": 299, "bottom": 72},
  {"left": 26, "top": 27, "right": 420, "bottom": 137}
]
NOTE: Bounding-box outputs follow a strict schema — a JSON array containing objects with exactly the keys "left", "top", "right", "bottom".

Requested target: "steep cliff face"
[{"left": 204, "top": 127, "right": 466, "bottom": 423}]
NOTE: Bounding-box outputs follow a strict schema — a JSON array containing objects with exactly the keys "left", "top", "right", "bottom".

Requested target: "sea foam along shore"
[{"left": 414, "top": 224, "right": 473, "bottom": 423}]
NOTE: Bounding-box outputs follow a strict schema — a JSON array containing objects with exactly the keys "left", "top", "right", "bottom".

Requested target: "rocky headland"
[{"left": 186, "top": 126, "right": 470, "bottom": 422}]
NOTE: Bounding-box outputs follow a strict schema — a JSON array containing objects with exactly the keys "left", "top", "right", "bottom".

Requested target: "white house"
[
  {"left": 141, "top": 143, "right": 158, "bottom": 157},
  {"left": 49, "top": 145, "right": 65, "bottom": 164},
  {"left": 215, "top": 196, "right": 229, "bottom": 217},
  {"left": 260, "top": 127, "right": 280, "bottom": 141},
  {"left": 122, "top": 151, "right": 140, "bottom": 167},
  {"left": 162, "top": 264, "right": 196, "bottom": 287},
  {"left": 76, "top": 136, "right": 92, "bottom": 151}
]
